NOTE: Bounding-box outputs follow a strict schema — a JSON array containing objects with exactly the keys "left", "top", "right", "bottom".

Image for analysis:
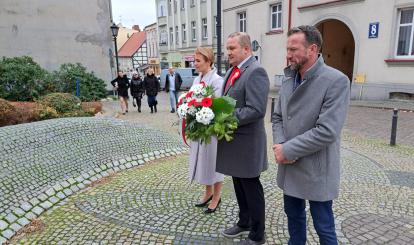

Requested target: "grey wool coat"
[
  {"left": 188, "top": 69, "right": 225, "bottom": 185},
  {"left": 216, "top": 56, "right": 270, "bottom": 178},
  {"left": 272, "top": 56, "right": 350, "bottom": 201}
]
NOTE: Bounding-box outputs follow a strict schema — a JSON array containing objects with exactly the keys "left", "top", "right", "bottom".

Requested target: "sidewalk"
[
  {"left": 9, "top": 92, "right": 414, "bottom": 244},
  {"left": 268, "top": 89, "right": 414, "bottom": 111}
]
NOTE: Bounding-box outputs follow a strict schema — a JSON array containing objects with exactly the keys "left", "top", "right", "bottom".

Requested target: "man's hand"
[{"left": 273, "top": 144, "right": 295, "bottom": 164}]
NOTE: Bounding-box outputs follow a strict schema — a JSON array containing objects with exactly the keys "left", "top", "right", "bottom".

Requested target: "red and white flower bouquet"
[{"left": 177, "top": 81, "right": 238, "bottom": 144}]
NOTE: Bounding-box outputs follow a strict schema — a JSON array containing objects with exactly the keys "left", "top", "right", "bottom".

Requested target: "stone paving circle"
[{"left": 1, "top": 99, "right": 414, "bottom": 244}]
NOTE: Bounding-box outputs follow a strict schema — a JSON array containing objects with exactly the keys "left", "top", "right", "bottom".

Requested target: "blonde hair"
[
  {"left": 195, "top": 47, "right": 214, "bottom": 66},
  {"left": 146, "top": 68, "right": 154, "bottom": 75}
]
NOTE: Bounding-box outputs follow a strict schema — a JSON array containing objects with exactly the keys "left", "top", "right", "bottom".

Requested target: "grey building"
[
  {"left": 0, "top": 0, "right": 114, "bottom": 88},
  {"left": 156, "top": 0, "right": 223, "bottom": 70}
]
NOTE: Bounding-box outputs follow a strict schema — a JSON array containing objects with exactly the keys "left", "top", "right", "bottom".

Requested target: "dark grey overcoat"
[
  {"left": 272, "top": 56, "right": 350, "bottom": 201},
  {"left": 216, "top": 56, "right": 270, "bottom": 178}
]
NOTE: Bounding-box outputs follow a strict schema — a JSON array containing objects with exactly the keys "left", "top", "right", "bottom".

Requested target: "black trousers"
[
  {"left": 132, "top": 97, "right": 142, "bottom": 108},
  {"left": 233, "top": 176, "right": 265, "bottom": 241}
]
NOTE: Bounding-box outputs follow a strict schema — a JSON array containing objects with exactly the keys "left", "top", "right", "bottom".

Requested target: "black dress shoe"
[
  {"left": 170, "top": 109, "right": 175, "bottom": 113},
  {"left": 221, "top": 225, "right": 251, "bottom": 238},
  {"left": 194, "top": 195, "right": 213, "bottom": 207},
  {"left": 204, "top": 199, "right": 221, "bottom": 214}
]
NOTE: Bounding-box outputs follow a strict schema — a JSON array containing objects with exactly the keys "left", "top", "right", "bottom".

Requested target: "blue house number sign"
[{"left": 369, "top": 22, "right": 379, "bottom": 38}]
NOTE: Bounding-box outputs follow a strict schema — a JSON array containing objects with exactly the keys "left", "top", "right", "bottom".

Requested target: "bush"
[
  {"left": 10, "top": 101, "right": 41, "bottom": 123},
  {"left": 81, "top": 101, "right": 103, "bottom": 114},
  {"left": 53, "top": 63, "right": 107, "bottom": 101},
  {"left": 0, "top": 98, "right": 17, "bottom": 126},
  {"left": 37, "top": 93, "right": 81, "bottom": 114},
  {"left": 37, "top": 104, "right": 59, "bottom": 120},
  {"left": 0, "top": 56, "right": 52, "bottom": 101}
]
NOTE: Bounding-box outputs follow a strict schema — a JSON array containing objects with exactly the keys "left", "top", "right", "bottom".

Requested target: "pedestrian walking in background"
[
  {"left": 143, "top": 68, "right": 160, "bottom": 113},
  {"left": 188, "top": 47, "right": 224, "bottom": 214},
  {"left": 217, "top": 32, "right": 269, "bottom": 245},
  {"left": 272, "top": 25, "right": 350, "bottom": 245},
  {"left": 110, "top": 71, "right": 130, "bottom": 115},
  {"left": 165, "top": 67, "right": 183, "bottom": 113},
  {"left": 130, "top": 72, "right": 145, "bottom": 113}
]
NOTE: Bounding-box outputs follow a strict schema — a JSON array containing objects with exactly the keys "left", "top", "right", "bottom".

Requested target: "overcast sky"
[{"left": 111, "top": 0, "right": 157, "bottom": 29}]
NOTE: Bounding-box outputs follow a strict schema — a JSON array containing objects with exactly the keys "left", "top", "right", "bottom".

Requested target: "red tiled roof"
[{"left": 118, "top": 32, "right": 146, "bottom": 57}]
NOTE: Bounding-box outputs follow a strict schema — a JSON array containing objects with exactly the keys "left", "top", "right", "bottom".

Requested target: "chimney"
[{"left": 132, "top": 25, "right": 141, "bottom": 32}]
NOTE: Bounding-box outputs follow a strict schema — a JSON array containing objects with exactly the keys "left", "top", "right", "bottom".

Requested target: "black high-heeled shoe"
[
  {"left": 195, "top": 195, "right": 213, "bottom": 207},
  {"left": 204, "top": 199, "right": 221, "bottom": 214}
]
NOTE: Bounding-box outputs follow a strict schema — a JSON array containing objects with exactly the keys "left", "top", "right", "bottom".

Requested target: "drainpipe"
[
  {"left": 286, "top": 0, "right": 293, "bottom": 66},
  {"left": 288, "top": 0, "right": 292, "bottom": 31}
]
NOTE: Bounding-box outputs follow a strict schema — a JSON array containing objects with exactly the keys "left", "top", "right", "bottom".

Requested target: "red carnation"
[
  {"left": 231, "top": 70, "right": 241, "bottom": 86},
  {"left": 188, "top": 99, "right": 196, "bottom": 106},
  {"left": 201, "top": 97, "right": 213, "bottom": 107},
  {"left": 185, "top": 91, "right": 193, "bottom": 98},
  {"left": 177, "top": 98, "right": 183, "bottom": 106},
  {"left": 200, "top": 81, "right": 206, "bottom": 87}
]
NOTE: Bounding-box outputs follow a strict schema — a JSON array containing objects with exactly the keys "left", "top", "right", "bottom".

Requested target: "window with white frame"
[
  {"left": 170, "top": 27, "right": 174, "bottom": 44},
  {"left": 396, "top": 8, "right": 414, "bottom": 57},
  {"left": 202, "top": 18, "right": 208, "bottom": 39},
  {"left": 175, "top": 26, "right": 179, "bottom": 44},
  {"left": 160, "top": 30, "right": 167, "bottom": 45},
  {"left": 158, "top": 3, "right": 166, "bottom": 17},
  {"left": 190, "top": 0, "right": 195, "bottom": 7},
  {"left": 270, "top": 3, "right": 282, "bottom": 30},
  {"left": 182, "top": 24, "right": 187, "bottom": 42},
  {"left": 180, "top": 0, "right": 185, "bottom": 10},
  {"left": 238, "top": 12, "right": 246, "bottom": 32},
  {"left": 168, "top": 0, "right": 172, "bottom": 15},
  {"left": 174, "top": 0, "right": 177, "bottom": 13},
  {"left": 191, "top": 21, "right": 197, "bottom": 41}
]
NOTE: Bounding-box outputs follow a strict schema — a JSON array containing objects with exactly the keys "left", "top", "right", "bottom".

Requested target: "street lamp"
[
  {"left": 110, "top": 23, "right": 120, "bottom": 74},
  {"left": 217, "top": 0, "right": 222, "bottom": 76}
]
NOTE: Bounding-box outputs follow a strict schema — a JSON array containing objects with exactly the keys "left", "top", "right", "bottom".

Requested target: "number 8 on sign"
[{"left": 369, "top": 22, "right": 379, "bottom": 39}]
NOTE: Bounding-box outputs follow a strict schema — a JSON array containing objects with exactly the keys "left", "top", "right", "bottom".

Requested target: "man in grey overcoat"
[
  {"left": 216, "top": 32, "right": 269, "bottom": 245},
  {"left": 272, "top": 25, "right": 350, "bottom": 245}
]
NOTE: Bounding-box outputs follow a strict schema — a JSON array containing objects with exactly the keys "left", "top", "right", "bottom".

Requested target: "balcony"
[{"left": 157, "top": 16, "right": 167, "bottom": 26}]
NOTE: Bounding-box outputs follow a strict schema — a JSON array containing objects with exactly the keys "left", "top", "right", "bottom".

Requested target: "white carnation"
[
  {"left": 187, "top": 106, "right": 197, "bottom": 116},
  {"left": 195, "top": 107, "right": 215, "bottom": 125},
  {"left": 190, "top": 84, "right": 204, "bottom": 96},
  {"left": 178, "top": 93, "right": 186, "bottom": 102},
  {"left": 177, "top": 103, "right": 189, "bottom": 119}
]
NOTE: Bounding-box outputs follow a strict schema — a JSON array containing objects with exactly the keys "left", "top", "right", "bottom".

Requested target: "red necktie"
[{"left": 225, "top": 67, "right": 240, "bottom": 91}]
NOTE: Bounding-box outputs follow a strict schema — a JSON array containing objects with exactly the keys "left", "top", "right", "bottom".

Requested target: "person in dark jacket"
[
  {"left": 130, "top": 72, "right": 145, "bottom": 113},
  {"left": 111, "top": 71, "right": 130, "bottom": 115},
  {"left": 143, "top": 68, "right": 160, "bottom": 113},
  {"left": 165, "top": 67, "right": 183, "bottom": 113}
]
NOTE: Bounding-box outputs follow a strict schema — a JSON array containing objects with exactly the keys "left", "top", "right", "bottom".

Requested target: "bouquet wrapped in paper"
[{"left": 177, "top": 81, "right": 238, "bottom": 144}]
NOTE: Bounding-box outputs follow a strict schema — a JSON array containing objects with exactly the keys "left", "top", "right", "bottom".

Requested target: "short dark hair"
[{"left": 288, "top": 25, "right": 323, "bottom": 51}]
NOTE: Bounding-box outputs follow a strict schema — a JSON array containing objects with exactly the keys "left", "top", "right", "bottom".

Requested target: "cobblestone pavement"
[
  {"left": 0, "top": 118, "right": 186, "bottom": 244},
  {"left": 6, "top": 93, "right": 414, "bottom": 244}
]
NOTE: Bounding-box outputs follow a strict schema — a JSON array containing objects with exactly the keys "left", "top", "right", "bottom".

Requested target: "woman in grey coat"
[{"left": 188, "top": 47, "right": 224, "bottom": 214}]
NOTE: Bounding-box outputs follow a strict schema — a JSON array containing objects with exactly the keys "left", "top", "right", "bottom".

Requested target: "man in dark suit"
[
  {"left": 165, "top": 67, "right": 183, "bottom": 113},
  {"left": 216, "top": 32, "right": 269, "bottom": 245}
]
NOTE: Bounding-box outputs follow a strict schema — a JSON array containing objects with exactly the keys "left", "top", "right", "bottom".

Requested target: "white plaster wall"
[{"left": 293, "top": 0, "right": 414, "bottom": 85}]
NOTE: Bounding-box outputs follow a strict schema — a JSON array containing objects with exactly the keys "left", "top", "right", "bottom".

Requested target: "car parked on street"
[{"left": 160, "top": 68, "right": 199, "bottom": 90}]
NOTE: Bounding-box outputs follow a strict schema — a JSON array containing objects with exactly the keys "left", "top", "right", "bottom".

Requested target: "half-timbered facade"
[{"left": 118, "top": 32, "right": 148, "bottom": 74}]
